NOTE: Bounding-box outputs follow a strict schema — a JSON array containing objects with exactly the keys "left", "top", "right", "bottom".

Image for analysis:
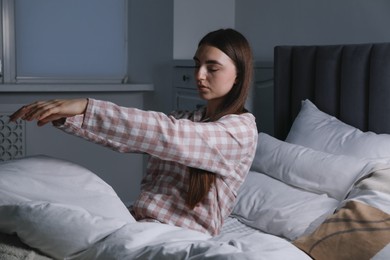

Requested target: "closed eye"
[{"left": 207, "top": 66, "right": 219, "bottom": 72}]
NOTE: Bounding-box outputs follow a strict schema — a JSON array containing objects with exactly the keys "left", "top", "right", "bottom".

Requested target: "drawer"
[
  {"left": 174, "top": 89, "right": 205, "bottom": 111},
  {"left": 173, "top": 67, "right": 197, "bottom": 89}
]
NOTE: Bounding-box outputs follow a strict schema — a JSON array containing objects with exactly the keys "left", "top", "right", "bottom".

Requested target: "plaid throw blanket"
[{"left": 293, "top": 167, "right": 390, "bottom": 260}]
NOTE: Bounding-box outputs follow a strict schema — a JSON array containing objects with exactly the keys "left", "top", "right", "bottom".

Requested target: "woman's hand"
[{"left": 9, "top": 98, "right": 88, "bottom": 126}]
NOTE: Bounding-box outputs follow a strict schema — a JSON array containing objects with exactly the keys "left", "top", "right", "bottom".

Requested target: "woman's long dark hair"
[{"left": 186, "top": 28, "right": 254, "bottom": 209}]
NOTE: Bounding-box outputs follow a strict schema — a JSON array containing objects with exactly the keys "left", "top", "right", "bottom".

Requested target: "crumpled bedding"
[
  {"left": 68, "top": 222, "right": 311, "bottom": 260},
  {"left": 0, "top": 156, "right": 311, "bottom": 260},
  {"left": 0, "top": 215, "right": 311, "bottom": 260},
  {"left": 3, "top": 156, "right": 389, "bottom": 259}
]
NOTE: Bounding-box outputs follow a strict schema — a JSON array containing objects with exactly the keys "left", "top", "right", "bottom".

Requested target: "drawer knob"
[{"left": 182, "top": 75, "right": 191, "bottom": 82}]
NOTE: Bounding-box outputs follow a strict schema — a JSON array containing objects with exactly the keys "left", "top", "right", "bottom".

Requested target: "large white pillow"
[
  {"left": 0, "top": 201, "right": 127, "bottom": 259},
  {"left": 232, "top": 171, "right": 339, "bottom": 240},
  {"left": 0, "top": 155, "right": 136, "bottom": 257},
  {"left": 0, "top": 155, "right": 134, "bottom": 222},
  {"left": 286, "top": 99, "right": 390, "bottom": 159},
  {"left": 251, "top": 133, "right": 380, "bottom": 200}
]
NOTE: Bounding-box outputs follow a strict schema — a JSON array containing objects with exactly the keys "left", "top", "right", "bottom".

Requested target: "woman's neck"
[{"left": 205, "top": 99, "right": 222, "bottom": 119}]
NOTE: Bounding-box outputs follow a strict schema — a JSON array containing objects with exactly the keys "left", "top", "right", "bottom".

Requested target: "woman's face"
[{"left": 193, "top": 44, "right": 237, "bottom": 108}]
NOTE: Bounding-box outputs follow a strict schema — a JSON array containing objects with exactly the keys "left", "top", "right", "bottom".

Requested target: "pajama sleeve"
[{"left": 56, "top": 99, "right": 258, "bottom": 178}]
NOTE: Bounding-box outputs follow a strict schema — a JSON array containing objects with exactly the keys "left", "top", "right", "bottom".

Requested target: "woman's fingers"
[
  {"left": 8, "top": 106, "right": 27, "bottom": 122},
  {"left": 9, "top": 99, "right": 88, "bottom": 125},
  {"left": 37, "top": 113, "right": 65, "bottom": 126},
  {"left": 9, "top": 101, "right": 45, "bottom": 122},
  {"left": 31, "top": 100, "right": 61, "bottom": 121},
  {"left": 21, "top": 101, "right": 56, "bottom": 121}
]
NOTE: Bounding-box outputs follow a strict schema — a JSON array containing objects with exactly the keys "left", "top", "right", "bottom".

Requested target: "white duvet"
[
  {"left": 70, "top": 220, "right": 311, "bottom": 260},
  {"left": 0, "top": 200, "right": 310, "bottom": 259},
  {"left": 0, "top": 156, "right": 311, "bottom": 259}
]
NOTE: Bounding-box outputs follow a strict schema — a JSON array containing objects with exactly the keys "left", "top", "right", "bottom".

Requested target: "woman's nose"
[{"left": 195, "top": 66, "right": 206, "bottom": 81}]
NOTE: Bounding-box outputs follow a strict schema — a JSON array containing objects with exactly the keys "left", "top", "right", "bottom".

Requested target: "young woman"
[{"left": 9, "top": 28, "right": 258, "bottom": 236}]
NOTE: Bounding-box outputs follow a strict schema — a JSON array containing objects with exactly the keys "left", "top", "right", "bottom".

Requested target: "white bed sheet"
[{"left": 69, "top": 218, "right": 311, "bottom": 260}]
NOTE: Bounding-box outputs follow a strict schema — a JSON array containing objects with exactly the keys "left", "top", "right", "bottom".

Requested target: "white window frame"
[{"left": 1, "top": 0, "right": 16, "bottom": 83}]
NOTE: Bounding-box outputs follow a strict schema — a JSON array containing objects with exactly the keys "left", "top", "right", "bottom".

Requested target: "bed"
[{"left": 1, "top": 42, "right": 390, "bottom": 259}]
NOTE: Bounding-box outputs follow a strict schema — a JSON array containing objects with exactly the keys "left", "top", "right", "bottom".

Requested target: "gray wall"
[
  {"left": 173, "top": 0, "right": 235, "bottom": 60},
  {"left": 128, "top": 0, "right": 174, "bottom": 114},
  {"left": 236, "top": 0, "right": 390, "bottom": 62}
]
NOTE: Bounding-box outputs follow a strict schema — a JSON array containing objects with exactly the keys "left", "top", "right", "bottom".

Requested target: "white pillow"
[
  {"left": 0, "top": 155, "right": 136, "bottom": 257},
  {"left": 232, "top": 171, "right": 339, "bottom": 240},
  {"left": 286, "top": 99, "right": 390, "bottom": 159},
  {"left": 0, "top": 155, "right": 134, "bottom": 222},
  {"left": 0, "top": 201, "right": 127, "bottom": 259},
  {"left": 251, "top": 133, "right": 378, "bottom": 200}
]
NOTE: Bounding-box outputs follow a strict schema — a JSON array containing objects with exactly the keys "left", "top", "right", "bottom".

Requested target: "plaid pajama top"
[{"left": 56, "top": 99, "right": 258, "bottom": 236}]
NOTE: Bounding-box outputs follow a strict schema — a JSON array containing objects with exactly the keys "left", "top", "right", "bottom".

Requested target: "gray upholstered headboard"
[{"left": 273, "top": 43, "right": 390, "bottom": 140}]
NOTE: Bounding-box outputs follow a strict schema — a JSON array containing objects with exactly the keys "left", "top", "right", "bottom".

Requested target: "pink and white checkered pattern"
[{"left": 57, "top": 99, "right": 258, "bottom": 236}]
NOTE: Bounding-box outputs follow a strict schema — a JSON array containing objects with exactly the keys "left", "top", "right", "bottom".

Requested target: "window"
[{"left": 1, "top": 0, "right": 128, "bottom": 84}]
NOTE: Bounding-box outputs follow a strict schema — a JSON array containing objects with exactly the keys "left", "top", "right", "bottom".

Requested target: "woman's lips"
[{"left": 198, "top": 85, "right": 209, "bottom": 92}]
